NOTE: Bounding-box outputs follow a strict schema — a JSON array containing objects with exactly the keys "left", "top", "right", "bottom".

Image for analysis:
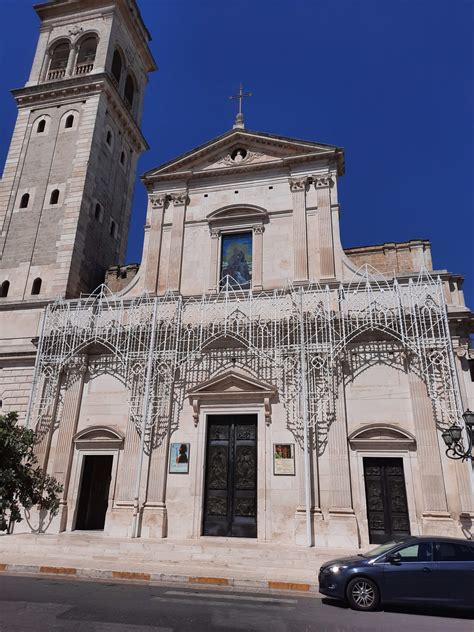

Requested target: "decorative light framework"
[{"left": 27, "top": 265, "right": 462, "bottom": 459}]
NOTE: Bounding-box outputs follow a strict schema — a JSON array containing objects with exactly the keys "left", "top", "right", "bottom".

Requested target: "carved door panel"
[
  {"left": 203, "top": 415, "right": 257, "bottom": 537},
  {"left": 363, "top": 458, "right": 410, "bottom": 544}
]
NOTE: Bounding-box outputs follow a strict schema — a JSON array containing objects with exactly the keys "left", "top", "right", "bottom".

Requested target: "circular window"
[{"left": 230, "top": 148, "right": 247, "bottom": 162}]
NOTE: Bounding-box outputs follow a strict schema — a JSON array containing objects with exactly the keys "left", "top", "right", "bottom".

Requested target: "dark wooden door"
[
  {"left": 203, "top": 415, "right": 257, "bottom": 538},
  {"left": 75, "top": 455, "right": 113, "bottom": 530},
  {"left": 363, "top": 457, "right": 410, "bottom": 544}
]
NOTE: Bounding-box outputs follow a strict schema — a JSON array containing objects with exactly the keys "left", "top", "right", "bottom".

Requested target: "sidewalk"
[{"left": 0, "top": 532, "right": 360, "bottom": 592}]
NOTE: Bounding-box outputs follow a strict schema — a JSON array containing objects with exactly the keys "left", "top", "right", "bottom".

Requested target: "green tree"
[{"left": 0, "top": 412, "right": 62, "bottom": 533}]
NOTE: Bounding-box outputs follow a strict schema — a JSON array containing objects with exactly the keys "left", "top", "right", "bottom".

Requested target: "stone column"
[
  {"left": 66, "top": 45, "right": 77, "bottom": 77},
  {"left": 314, "top": 174, "right": 335, "bottom": 279},
  {"left": 208, "top": 228, "right": 220, "bottom": 292},
  {"left": 143, "top": 194, "right": 167, "bottom": 293},
  {"left": 167, "top": 191, "right": 188, "bottom": 292},
  {"left": 289, "top": 177, "right": 309, "bottom": 283},
  {"left": 252, "top": 224, "right": 264, "bottom": 290}
]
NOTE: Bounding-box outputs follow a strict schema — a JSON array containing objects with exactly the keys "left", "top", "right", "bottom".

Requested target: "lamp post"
[{"left": 441, "top": 410, "right": 474, "bottom": 461}]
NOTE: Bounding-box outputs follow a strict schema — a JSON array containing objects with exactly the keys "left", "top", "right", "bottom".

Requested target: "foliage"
[{"left": 0, "top": 412, "right": 63, "bottom": 532}]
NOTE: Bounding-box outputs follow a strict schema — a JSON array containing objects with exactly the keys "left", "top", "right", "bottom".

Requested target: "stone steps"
[{"left": 0, "top": 533, "right": 360, "bottom": 590}]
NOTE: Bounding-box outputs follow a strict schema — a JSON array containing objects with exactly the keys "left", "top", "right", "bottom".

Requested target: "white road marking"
[
  {"left": 164, "top": 590, "right": 297, "bottom": 604},
  {"left": 153, "top": 596, "right": 295, "bottom": 609}
]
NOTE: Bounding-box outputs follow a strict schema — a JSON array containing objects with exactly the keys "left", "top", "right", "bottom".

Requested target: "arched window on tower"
[
  {"left": 75, "top": 36, "right": 97, "bottom": 75},
  {"left": 36, "top": 119, "right": 46, "bottom": 134},
  {"left": 124, "top": 74, "right": 135, "bottom": 108},
  {"left": 0, "top": 281, "right": 10, "bottom": 298},
  {"left": 31, "top": 278, "right": 42, "bottom": 296},
  {"left": 111, "top": 49, "right": 123, "bottom": 85},
  {"left": 20, "top": 193, "right": 30, "bottom": 209},
  {"left": 65, "top": 114, "right": 74, "bottom": 129},
  {"left": 49, "top": 189, "right": 60, "bottom": 205},
  {"left": 48, "top": 41, "right": 70, "bottom": 80}
]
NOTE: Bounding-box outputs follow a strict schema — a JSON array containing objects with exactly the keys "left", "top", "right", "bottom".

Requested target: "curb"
[{"left": 0, "top": 562, "right": 317, "bottom": 593}]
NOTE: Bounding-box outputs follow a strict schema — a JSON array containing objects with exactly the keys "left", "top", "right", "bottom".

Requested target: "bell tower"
[{"left": 0, "top": 0, "right": 156, "bottom": 300}]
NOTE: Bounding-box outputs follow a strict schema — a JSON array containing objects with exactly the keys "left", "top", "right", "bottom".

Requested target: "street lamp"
[{"left": 442, "top": 410, "right": 474, "bottom": 461}]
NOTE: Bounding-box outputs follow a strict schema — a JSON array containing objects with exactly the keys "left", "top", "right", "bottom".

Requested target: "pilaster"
[
  {"left": 252, "top": 224, "right": 264, "bottom": 290},
  {"left": 167, "top": 191, "right": 188, "bottom": 292},
  {"left": 314, "top": 174, "right": 335, "bottom": 279},
  {"left": 208, "top": 228, "right": 220, "bottom": 292},
  {"left": 143, "top": 194, "right": 167, "bottom": 293},
  {"left": 408, "top": 372, "right": 449, "bottom": 516},
  {"left": 51, "top": 357, "right": 88, "bottom": 532},
  {"left": 289, "top": 177, "right": 309, "bottom": 283}
]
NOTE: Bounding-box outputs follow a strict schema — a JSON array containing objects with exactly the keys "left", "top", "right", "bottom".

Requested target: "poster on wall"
[
  {"left": 169, "top": 443, "right": 190, "bottom": 474},
  {"left": 273, "top": 443, "right": 295, "bottom": 476},
  {"left": 220, "top": 232, "right": 252, "bottom": 289}
]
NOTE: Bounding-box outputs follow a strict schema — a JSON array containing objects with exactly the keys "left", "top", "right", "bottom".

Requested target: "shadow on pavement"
[{"left": 321, "top": 598, "right": 474, "bottom": 620}]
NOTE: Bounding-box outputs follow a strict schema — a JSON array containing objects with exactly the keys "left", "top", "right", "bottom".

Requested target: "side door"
[
  {"left": 382, "top": 541, "right": 438, "bottom": 603},
  {"left": 434, "top": 541, "right": 474, "bottom": 606}
]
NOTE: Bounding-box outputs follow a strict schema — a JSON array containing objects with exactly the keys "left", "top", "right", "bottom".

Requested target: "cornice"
[
  {"left": 142, "top": 151, "right": 340, "bottom": 186},
  {"left": 12, "top": 73, "right": 148, "bottom": 152}
]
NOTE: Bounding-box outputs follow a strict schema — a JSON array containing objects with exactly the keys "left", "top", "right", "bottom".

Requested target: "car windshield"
[{"left": 360, "top": 539, "right": 408, "bottom": 558}]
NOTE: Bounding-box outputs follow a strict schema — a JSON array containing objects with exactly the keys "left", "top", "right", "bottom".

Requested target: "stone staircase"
[{"left": 0, "top": 532, "right": 360, "bottom": 588}]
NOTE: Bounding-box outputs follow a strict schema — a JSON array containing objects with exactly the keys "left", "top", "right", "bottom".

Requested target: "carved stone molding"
[
  {"left": 68, "top": 25, "right": 84, "bottom": 38},
  {"left": 252, "top": 225, "right": 265, "bottom": 235},
  {"left": 214, "top": 149, "right": 264, "bottom": 167},
  {"left": 312, "top": 174, "right": 334, "bottom": 188},
  {"left": 187, "top": 370, "right": 276, "bottom": 427},
  {"left": 150, "top": 194, "right": 168, "bottom": 209},
  {"left": 210, "top": 228, "right": 220, "bottom": 239},
  {"left": 170, "top": 192, "right": 188, "bottom": 206},
  {"left": 289, "top": 177, "right": 308, "bottom": 192}
]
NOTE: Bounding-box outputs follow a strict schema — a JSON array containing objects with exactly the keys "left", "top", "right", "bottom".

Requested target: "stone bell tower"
[{"left": 0, "top": 0, "right": 156, "bottom": 300}]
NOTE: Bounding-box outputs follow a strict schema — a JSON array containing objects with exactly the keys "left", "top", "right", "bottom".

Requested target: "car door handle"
[{"left": 422, "top": 567, "right": 432, "bottom": 572}]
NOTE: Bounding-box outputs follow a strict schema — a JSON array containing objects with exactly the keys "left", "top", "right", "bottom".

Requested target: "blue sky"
[{"left": 0, "top": 0, "right": 472, "bottom": 305}]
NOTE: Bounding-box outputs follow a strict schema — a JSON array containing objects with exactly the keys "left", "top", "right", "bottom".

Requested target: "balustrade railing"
[
  {"left": 47, "top": 68, "right": 66, "bottom": 81},
  {"left": 75, "top": 62, "right": 94, "bottom": 75}
]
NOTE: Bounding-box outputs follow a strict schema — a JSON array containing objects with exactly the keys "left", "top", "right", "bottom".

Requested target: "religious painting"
[
  {"left": 169, "top": 443, "right": 190, "bottom": 474},
  {"left": 273, "top": 443, "right": 295, "bottom": 476},
  {"left": 220, "top": 232, "right": 252, "bottom": 289}
]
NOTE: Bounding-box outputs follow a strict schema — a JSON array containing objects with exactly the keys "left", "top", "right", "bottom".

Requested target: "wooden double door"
[
  {"left": 363, "top": 457, "right": 410, "bottom": 544},
  {"left": 203, "top": 415, "right": 257, "bottom": 538}
]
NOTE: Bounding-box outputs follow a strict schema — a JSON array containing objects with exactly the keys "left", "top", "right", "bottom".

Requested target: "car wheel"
[{"left": 346, "top": 577, "right": 380, "bottom": 611}]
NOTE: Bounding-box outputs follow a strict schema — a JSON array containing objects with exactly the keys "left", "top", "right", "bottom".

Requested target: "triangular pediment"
[
  {"left": 142, "top": 128, "right": 343, "bottom": 182},
  {"left": 187, "top": 369, "right": 276, "bottom": 398}
]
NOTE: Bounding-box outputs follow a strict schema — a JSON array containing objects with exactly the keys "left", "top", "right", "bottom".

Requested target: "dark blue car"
[{"left": 319, "top": 536, "right": 474, "bottom": 611}]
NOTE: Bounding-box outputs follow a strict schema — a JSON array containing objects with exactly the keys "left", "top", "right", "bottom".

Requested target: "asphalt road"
[{"left": 0, "top": 574, "right": 472, "bottom": 632}]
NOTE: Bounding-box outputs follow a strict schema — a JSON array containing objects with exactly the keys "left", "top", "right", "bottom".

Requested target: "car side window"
[
  {"left": 394, "top": 542, "right": 433, "bottom": 562},
  {"left": 435, "top": 542, "right": 474, "bottom": 562}
]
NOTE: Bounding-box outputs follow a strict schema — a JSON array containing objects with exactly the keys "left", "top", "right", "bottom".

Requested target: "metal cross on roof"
[{"left": 229, "top": 83, "right": 252, "bottom": 129}]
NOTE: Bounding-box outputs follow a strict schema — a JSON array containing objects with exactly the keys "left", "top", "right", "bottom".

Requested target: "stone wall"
[
  {"left": 344, "top": 239, "right": 433, "bottom": 274},
  {"left": 104, "top": 263, "right": 140, "bottom": 293}
]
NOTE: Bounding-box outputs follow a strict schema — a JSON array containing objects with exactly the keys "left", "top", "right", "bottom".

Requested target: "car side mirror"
[{"left": 386, "top": 553, "right": 401, "bottom": 564}]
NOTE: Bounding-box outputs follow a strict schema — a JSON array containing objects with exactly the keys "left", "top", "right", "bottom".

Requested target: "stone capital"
[
  {"left": 170, "top": 192, "right": 188, "bottom": 206},
  {"left": 289, "top": 177, "right": 308, "bottom": 192},
  {"left": 312, "top": 173, "right": 334, "bottom": 188},
  {"left": 252, "top": 224, "right": 265, "bottom": 235},
  {"left": 149, "top": 194, "right": 167, "bottom": 209},
  {"left": 210, "top": 228, "right": 220, "bottom": 239}
]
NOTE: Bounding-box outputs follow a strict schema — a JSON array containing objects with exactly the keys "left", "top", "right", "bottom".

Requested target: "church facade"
[{"left": 0, "top": 0, "right": 473, "bottom": 549}]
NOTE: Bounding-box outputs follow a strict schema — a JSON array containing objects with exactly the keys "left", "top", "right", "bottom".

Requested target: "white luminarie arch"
[{"left": 25, "top": 265, "right": 464, "bottom": 540}]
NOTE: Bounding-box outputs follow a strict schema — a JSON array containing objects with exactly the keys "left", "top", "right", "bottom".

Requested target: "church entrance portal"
[
  {"left": 75, "top": 455, "right": 113, "bottom": 530},
  {"left": 203, "top": 415, "right": 257, "bottom": 538},
  {"left": 363, "top": 457, "right": 410, "bottom": 544}
]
